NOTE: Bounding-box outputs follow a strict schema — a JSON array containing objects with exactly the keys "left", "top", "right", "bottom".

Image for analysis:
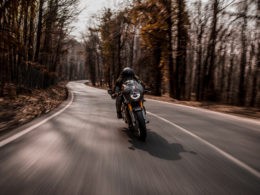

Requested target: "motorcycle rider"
[{"left": 112, "top": 67, "right": 142, "bottom": 119}]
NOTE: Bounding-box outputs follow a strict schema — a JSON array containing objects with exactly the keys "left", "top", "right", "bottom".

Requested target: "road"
[{"left": 0, "top": 81, "right": 259, "bottom": 195}]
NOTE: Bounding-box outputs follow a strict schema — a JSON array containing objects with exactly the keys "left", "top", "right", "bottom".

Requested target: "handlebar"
[{"left": 107, "top": 89, "right": 121, "bottom": 99}]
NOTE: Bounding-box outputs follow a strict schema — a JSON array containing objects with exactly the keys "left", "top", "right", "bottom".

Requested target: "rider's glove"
[{"left": 111, "top": 93, "right": 117, "bottom": 99}]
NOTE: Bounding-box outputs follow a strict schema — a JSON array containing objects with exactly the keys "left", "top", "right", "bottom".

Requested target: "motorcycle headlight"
[{"left": 130, "top": 92, "right": 141, "bottom": 100}]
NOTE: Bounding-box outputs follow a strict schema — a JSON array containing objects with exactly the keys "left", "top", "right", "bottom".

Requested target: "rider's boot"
[{"left": 117, "top": 112, "right": 122, "bottom": 119}]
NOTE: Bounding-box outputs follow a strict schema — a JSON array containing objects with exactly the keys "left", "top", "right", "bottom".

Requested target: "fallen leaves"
[{"left": 0, "top": 82, "right": 68, "bottom": 133}]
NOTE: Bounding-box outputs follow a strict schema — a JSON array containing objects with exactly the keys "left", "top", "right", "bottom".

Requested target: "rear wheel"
[{"left": 135, "top": 111, "right": 147, "bottom": 142}]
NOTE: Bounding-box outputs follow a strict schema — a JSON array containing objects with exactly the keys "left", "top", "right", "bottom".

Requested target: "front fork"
[
  {"left": 140, "top": 101, "right": 149, "bottom": 124},
  {"left": 127, "top": 103, "right": 136, "bottom": 126},
  {"left": 127, "top": 101, "right": 148, "bottom": 126}
]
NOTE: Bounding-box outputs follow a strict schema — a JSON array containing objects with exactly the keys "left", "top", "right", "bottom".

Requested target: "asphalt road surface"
[{"left": 0, "top": 81, "right": 259, "bottom": 195}]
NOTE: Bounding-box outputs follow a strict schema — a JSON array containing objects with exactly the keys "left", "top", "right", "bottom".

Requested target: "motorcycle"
[{"left": 108, "top": 79, "right": 149, "bottom": 141}]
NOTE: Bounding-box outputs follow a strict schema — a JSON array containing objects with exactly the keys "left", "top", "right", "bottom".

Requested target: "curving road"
[{"left": 0, "top": 81, "right": 259, "bottom": 195}]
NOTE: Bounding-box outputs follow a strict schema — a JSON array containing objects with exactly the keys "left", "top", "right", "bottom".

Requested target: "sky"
[
  {"left": 69, "top": 0, "right": 215, "bottom": 40},
  {"left": 70, "top": 0, "right": 128, "bottom": 40}
]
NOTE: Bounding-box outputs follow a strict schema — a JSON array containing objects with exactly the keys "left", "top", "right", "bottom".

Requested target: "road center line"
[
  {"left": 0, "top": 92, "right": 74, "bottom": 148},
  {"left": 147, "top": 111, "right": 260, "bottom": 179}
]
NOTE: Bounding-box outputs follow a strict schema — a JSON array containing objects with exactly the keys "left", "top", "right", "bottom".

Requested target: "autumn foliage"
[{"left": 84, "top": 0, "right": 259, "bottom": 107}]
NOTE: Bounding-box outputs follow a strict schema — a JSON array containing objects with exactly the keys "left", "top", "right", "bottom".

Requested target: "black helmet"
[{"left": 121, "top": 67, "right": 135, "bottom": 79}]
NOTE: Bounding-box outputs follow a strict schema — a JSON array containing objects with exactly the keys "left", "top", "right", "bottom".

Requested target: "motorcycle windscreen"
[
  {"left": 122, "top": 80, "right": 144, "bottom": 102},
  {"left": 123, "top": 80, "right": 143, "bottom": 93}
]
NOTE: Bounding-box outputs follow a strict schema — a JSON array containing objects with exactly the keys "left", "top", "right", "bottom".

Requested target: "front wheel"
[{"left": 135, "top": 111, "right": 147, "bottom": 142}]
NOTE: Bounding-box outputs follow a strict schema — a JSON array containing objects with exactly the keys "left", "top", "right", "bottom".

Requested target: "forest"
[
  {"left": 84, "top": 0, "right": 260, "bottom": 107},
  {"left": 0, "top": 0, "right": 259, "bottom": 108},
  {"left": 0, "top": 0, "right": 83, "bottom": 94}
]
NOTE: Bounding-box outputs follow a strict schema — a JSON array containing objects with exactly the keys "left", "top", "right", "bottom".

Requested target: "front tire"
[{"left": 135, "top": 111, "right": 147, "bottom": 141}]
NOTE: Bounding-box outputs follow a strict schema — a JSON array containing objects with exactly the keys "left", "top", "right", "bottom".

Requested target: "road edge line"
[
  {"left": 0, "top": 91, "right": 74, "bottom": 148},
  {"left": 147, "top": 98, "right": 260, "bottom": 126},
  {"left": 147, "top": 111, "right": 260, "bottom": 179}
]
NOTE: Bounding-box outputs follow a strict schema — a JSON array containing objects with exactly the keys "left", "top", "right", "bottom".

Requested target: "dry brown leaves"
[{"left": 0, "top": 82, "right": 68, "bottom": 132}]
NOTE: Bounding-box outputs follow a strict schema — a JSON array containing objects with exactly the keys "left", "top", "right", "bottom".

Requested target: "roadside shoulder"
[{"left": 145, "top": 95, "right": 260, "bottom": 122}]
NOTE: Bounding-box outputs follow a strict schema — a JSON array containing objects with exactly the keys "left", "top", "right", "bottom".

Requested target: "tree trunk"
[
  {"left": 34, "top": 0, "right": 44, "bottom": 61},
  {"left": 238, "top": 2, "right": 248, "bottom": 106},
  {"left": 175, "top": 0, "right": 188, "bottom": 100},
  {"left": 28, "top": 1, "right": 35, "bottom": 61},
  {"left": 250, "top": 0, "right": 260, "bottom": 107},
  {"left": 196, "top": 31, "right": 203, "bottom": 101},
  {"left": 227, "top": 41, "right": 234, "bottom": 104},
  {"left": 22, "top": 0, "right": 29, "bottom": 61},
  {"left": 152, "top": 46, "right": 162, "bottom": 96},
  {"left": 202, "top": 0, "right": 218, "bottom": 101},
  {"left": 165, "top": 0, "right": 175, "bottom": 98}
]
